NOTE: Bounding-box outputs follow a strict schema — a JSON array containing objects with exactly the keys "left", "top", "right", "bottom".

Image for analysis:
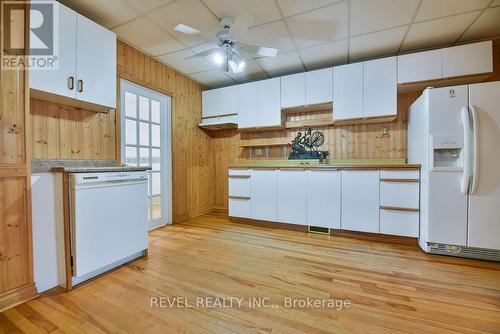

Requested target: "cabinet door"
[
  {"left": 76, "top": 14, "right": 116, "bottom": 108},
  {"left": 307, "top": 170, "right": 341, "bottom": 229},
  {"left": 30, "top": 2, "right": 76, "bottom": 99},
  {"left": 237, "top": 82, "right": 259, "bottom": 128},
  {"left": 258, "top": 78, "right": 281, "bottom": 127},
  {"left": 251, "top": 170, "right": 277, "bottom": 222},
  {"left": 333, "top": 63, "right": 363, "bottom": 121},
  {"left": 341, "top": 170, "right": 379, "bottom": 233},
  {"left": 277, "top": 170, "right": 307, "bottom": 225},
  {"left": 281, "top": 73, "right": 305, "bottom": 108},
  {"left": 397, "top": 49, "right": 442, "bottom": 83},
  {"left": 219, "top": 86, "right": 238, "bottom": 116},
  {"left": 202, "top": 89, "right": 221, "bottom": 118},
  {"left": 442, "top": 41, "right": 492, "bottom": 78},
  {"left": 363, "top": 57, "right": 397, "bottom": 118},
  {"left": 229, "top": 198, "right": 251, "bottom": 218},
  {"left": 306, "top": 68, "right": 333, "bottom": 105}
]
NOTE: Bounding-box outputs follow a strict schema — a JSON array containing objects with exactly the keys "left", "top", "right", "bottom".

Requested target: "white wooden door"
[
  {"left": 333, "top": 63, "right": 364, "bottom": 121},
  {"left": 363, "top": 57, "right": 397, "bottom": 118},
  {"left": 251, "top": 169, "right": 277, "bottom": 222},
  {"left": 397, "top": 49, "right": 442, "bottom": 83},
  {"left": 442, "top": 41, "right": 492, "bottom": 78},
  {"left": 281, "top": 73, "right": 305, "bottom": 108},
  {"left": 201, "top": 89, "right": 220, "bottom": 118},
  {"left": 277, "top": 170, "right": 307, "bottom": 225},
  {"left": 306, "top": 68, "right": 333, "bottom": 105},
  {"left": 30, "top": 2, "right": 77, "bottom": 99},
  {"left": 341, "top": 170, "right": 379, "bottom": 233},
  {"left": 258, "top": 78, "right": 281, "bottom": 127},
  {"left": 76, "top": 14, "right": 116, "bottom": 108},
  {"left": 237, "top": 82, "right": 259, "bottom": 128},
  {"left": 307, "top": 170, "right": 341, "bottom": 229},
  {"left": 219, "top": 86, "right": 238, "bottom": 116}
]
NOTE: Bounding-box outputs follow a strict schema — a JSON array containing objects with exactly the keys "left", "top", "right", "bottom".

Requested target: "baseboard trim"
[
  {"left": 173, "top": 206, "right": 215, "bottom": 224},
  {"left": 0, "top": 283, "right": 38, "bottom": 312}
]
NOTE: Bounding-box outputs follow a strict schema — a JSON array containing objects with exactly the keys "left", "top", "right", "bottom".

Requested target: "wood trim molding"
[
  {"left": 62, "top": 173, "right": 73, "bottom": 291},
  {"left": 380, "top": 206, "right": 419, "bottom": 212},
  {"left": 0, "top": 283, "right": 38, "bottom": 312},
  {"left": 228, "top": 175, "right": 250, "bottom": 179},
  {"left": 228, "top": 196, "right": 251, "bottom": 200},
  {"left": 202, "top": 113, "right": 238, "bottom": 119},
  {"left": 380, "top": 178, "right": 420, "bottom": 183}
]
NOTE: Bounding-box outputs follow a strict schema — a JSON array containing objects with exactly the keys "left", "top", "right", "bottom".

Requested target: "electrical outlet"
[
  {"left": 255, "top": 148, "right": 263, "bottom": 156},
  {"left": 381, "top": 127, "right": 389, "bottom": 137}
]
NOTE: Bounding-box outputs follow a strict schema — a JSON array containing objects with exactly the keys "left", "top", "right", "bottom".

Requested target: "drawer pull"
[
  {"left": 229, "top": 196, "right": 250, "bottom": 200},
  {"left": 380, "top": 178, "right": 419, "bottom": 183},
  {"left": 229, "top": 175, "right": 250, "bottom": 179},
  {"left": 380, "top": 206, "right": 419, "bottom": 212}
]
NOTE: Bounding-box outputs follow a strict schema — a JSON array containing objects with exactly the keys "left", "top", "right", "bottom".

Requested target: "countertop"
[
  {"left": 229, "top": 159, "right": 420, "bottom": 169},
  {"left": 31, "top": 159, "right": 151, "bottom": 173}
]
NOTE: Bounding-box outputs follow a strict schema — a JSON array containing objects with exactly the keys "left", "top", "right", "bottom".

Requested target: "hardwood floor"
[{"left": 1, "top": 211, "right": 500, "bottom": 333}]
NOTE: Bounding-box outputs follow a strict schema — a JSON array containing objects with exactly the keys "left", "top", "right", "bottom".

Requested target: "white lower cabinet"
[
  {"left": 380, "top": 210, "right": 419, "bottom": 237},
  {"left": 277, "top": 170, "right": 307, "bottom": 225},
  {"left": 341, "top": 170, "right": 380, "bottom": 233},
  {"left": 229, "top": 198, "right": 251, "bottom": 218},
  {"left": 307, "top": 170, "right": 341, "bottom": 229},
  {"left": 228, "top": 169, "right": 251, "bottom": 218},
  {"left": 251, "top": 169, "right": 278, "bottom": 221}
]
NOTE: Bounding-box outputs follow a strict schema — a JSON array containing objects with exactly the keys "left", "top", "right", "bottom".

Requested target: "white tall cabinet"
[
  {"left": 277, "top": 170, "right": 307, "bottom": 225},
  {"left": 251, "top": 169, "right": 278, "bottom": 221},
  {"left": 341, "top": 170, "right": 380, "bottom": 233},
  {"left": 306, "top": 170, "right": 341, "bottom": 229}
]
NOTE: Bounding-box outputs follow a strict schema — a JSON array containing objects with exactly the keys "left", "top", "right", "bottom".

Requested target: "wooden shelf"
[
  {"left": 285, "top": 118, "right": 334, "bottom": 129},
  {"left": 238, "top": 142, "right": 290, "bottom": 148},
  {"left": 282, "top": 102, "right": 332, "bottom": 114}
]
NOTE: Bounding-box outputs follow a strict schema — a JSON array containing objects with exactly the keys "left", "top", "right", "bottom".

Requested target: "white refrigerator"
[{"left": 408, "top": 81, "right": 500, "bottom": 261}]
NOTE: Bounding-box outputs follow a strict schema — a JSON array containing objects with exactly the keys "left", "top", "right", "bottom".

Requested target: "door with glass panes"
[{"left": 120, "top": 80, "right": 171, "bottom": 229}]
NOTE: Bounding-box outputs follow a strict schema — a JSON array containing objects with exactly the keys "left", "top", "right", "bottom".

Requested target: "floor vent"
[
  {"left": 308, "top": 226, "right": 330, "bottom": 235},
  {"left": 429, "top": 243, "right": 500, "bottom": 262}
]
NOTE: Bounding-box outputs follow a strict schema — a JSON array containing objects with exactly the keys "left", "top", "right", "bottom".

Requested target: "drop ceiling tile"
[
  {"left": 225, "top": 59, "right": 269, "bottom": 82},
  {"left": 299, "top": 39, "right": 348, "bottom": 69},
  {"left": 113, "top": 17, "right": 184, "bottom": 56},
  {"left": 402, "top": 11, "right": 480, "bottom": 52},
  {"left": 241, "top": 21, "right": 295, "bottom": 54},
  {"left": 256, "top": 51, "right": 304, "bottom": 76},
  {"left": 351, "top": 0, "right": 420, "bottom": 36},
  {"left": 286, "top": 1, "right": 349, "bottom": 49},
  {"left": 191, "top": 41, "right": 220, "bottom": 53},
  {"left": 59, "top": 0, "right": 142, "bottom": 28},
  {"left": 158, "top": 49, "right": 215, "bottom": 74},
  {"left": 415, "top": 0, "right": 490, "bottom": 22},
  {"left": 460, "top": 7, "right": 500, "bottom": 41},
  {"left": 491, "top": 0, "right": 500, "bottom": 6},
  {"left": 146, "top": 0, "right": 220, "bottom": 46},
  {"left": 189, "top": 69, "right": 236, "bottom": 87},
  {"left": 124, "top": 0, "right": 173, "bottom": 13},
  {"left": 202, "top": 0, "right": 281, "bottom": 26},
  {"left": 350, "top": 26, "right": 407, "bottom": 61},
  {"left": 276, "top": 0, "right": 340, "bottom": 17}
]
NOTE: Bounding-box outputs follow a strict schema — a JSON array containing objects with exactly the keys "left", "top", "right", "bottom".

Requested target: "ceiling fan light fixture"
[{"left": 212, "top": 52, "right": 225, "bottom": 65}]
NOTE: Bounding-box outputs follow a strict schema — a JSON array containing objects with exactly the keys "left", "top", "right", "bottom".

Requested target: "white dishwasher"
[{"left": 70, "top": 171, "right": 148, "bottom": 285}]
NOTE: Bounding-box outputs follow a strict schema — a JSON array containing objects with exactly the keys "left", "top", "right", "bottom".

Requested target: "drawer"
[
  {"left": 228, "top": 177, "right": 250, "bottom": 197},
  {"left": 380, "top": 209, "right": 419, "bottom": 237},
  {"left": 229, "top": 198, "right": 251, "bottom": 218},
  {"left": 380, "top": 170, "right": 419, "bottom": 180},
  {"left": 380, "top": 182, "right": 419, "bottom": 209},
  {"left": 229, "top": 168, "right": 251, "bottom": 176}
]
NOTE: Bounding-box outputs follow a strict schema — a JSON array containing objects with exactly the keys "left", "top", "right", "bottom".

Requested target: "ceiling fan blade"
[
  {"left": 184, "top": 48, "right": 221, "bottom": 60},
  {"left": 238, "top": 44, "right": 278, "bottom": 58},
  {"left": 229, "top": 13, "right": 254, "bottom": 40}
]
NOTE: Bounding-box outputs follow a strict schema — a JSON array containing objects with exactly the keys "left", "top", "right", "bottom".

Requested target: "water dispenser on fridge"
[{"left": 430, "top": 134, "right": 463, "bottom": 170}]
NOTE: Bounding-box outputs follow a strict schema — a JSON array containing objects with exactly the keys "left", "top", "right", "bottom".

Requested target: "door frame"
[{"left": 119, "top": 79, "right": 172, "bottom": 229}]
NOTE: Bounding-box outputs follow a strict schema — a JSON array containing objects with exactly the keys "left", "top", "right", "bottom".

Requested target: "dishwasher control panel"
[{"left": 72, "top": 171, "right": 148, "bottom": 185}]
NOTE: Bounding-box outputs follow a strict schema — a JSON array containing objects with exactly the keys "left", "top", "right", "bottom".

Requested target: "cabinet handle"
[
  {"left": 68, "top": 76, "right": 74, "bottom": 90},
  {"left": 77, "top": 79, "right": 83, "bottom": 93}
]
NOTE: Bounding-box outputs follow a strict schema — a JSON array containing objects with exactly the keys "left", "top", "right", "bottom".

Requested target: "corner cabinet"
[{"left": 30, "top": 2, "right": 116, "bottom": 111}]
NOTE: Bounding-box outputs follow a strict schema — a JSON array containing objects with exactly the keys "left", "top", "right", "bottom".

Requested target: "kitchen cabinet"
[
  {"left": 341, "top": 170, "right": 380, "bottom": 233},
  {"left": 306, "top": 68, "right": 333, "bottom": 105},
  {"left": 397, "top": 49, "right": 442, "bottom": 84},
  {"left": 281, "top": 73, "right": 305, "bottom": 108},
  {"left": 237, "top": 82, "right": 259, "bottom": 128},
  {"left": 202, "top": 86, "right": 238, "bottom": 118},
  {"left": 307, "top": 170, "right": 341, "bottom": 229},
  {"left": 228, "top": 169, "right": 251, "bottom": 218},
  {"left": 363, "top": 57, "right": 397, "bottom": 118},
  {"left": 333, "top": 62, "right": 364, "bottom": 121},
  {"left": 380, "top": 210, "right": 419, "bottom": 237},
  {"left": 277, "top": 170, "right": 307, "bottom": 225},
  {"left": 251, "top": 169, "right": 277, "bottom": 221},
  {"left": 442, "top": 41, "right": 492, "bottom": 78},
  {"left": 238, "top": 78, "right": 281, "bottom": 129},
  {"left": 29, "top": 2, "right": 116, "bottom": 110}
]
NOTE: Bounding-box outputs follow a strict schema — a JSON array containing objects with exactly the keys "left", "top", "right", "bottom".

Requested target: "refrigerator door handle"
[
  {"left": 460, "top": 106, "right": 472, "bottom": 194},
  {"left": 470, "top": 105, "right": 479, "bottom": 195}
]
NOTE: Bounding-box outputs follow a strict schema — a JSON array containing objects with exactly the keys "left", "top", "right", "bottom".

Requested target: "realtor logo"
[{"left": 1, "top": 1, "right": 59, "bottom": 70}]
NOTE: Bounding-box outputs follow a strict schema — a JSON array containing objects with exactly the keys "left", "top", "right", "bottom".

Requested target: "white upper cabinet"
[
  {"left": 30, "top": 2, "right": 76, "bottom": 100},
  {"left": 333, "top": 62, "right": 364, "bottom": 121},
  {"left": 442, "top": 41, "right": 492, "bottom": 78},
  {"left": 237, "top": 82, "right": 259, "bottom": 128},
  {"left": 277, "top": 170, "right": 307, "bottom": 225},
  {"left": 201, "top": 89, "right": 221, "bottom": 118},
  {"left": 258, "top": 78, "right": 281, "bottom": 127},
  {"left": 398, "top": 49, "right": 442, "bottom": 84},
  {"left": 220, "top": 86, "right": 238, "bottom": 116},
  {"left": 363, "top": 57, "right": 397, "bottom": 118},
  {"left": 306, "top": 68, "right": 333, "bottom": 105},
  {"left": 280, "top": 73, "right": 305, "bottom": 108},
  {"left": 30, "top": 3, "right": 116, "bottom": 110}
]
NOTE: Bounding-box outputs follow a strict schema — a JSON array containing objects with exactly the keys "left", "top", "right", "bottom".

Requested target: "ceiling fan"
[{"left": 174, "top": 14, "right": 279, "bottom": 74}]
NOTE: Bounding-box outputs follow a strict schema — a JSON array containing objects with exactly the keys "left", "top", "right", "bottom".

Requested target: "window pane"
[
  {"left": 151, "top": 196, "right": 161, "bottom": 220},
  {"left": 139, "top": 96, "right": 149, "bottom": 121},
  {"left": 139, "top": 122, "right": 149, "bottom": 146},
  {"left": 151, "top": 172, "right": 161, "bottom": 195},
  {"left": 125, "top": 119, "right": 137, "bottom": 145},
  {"left": 139, "top": 148, "right": 150, "bottom": 166},
  {"left": 125, "top": 92, "right": 137, "bottom": 118},
  {"left": 152, "top": 124, "right": 160, "bottom": 147},
  {"left": 152, "top": 148, "right": 161, "bottom": 171},
  {"left": 151, "top": 100, "right": 160, "bottom": 123},
  {"left": 125, "top": 146, "right": 138, "bottom": 166}
]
